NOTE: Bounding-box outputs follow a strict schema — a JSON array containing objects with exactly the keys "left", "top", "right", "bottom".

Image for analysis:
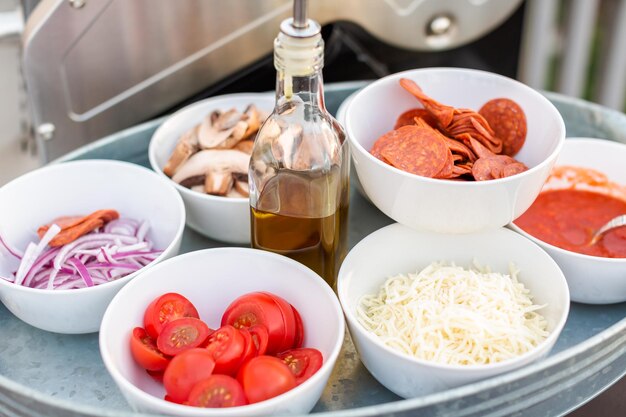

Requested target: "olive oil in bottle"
[{"left": 248, "top": 0, "right": 349, "bottom": 288}]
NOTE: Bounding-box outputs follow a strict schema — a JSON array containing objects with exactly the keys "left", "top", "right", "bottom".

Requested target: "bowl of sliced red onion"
[{"left": 0, "top": 160, "right": 185, "bottom": 333}]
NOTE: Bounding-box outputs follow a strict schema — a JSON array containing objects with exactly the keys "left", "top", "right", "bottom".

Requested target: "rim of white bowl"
[
  {"left": 0, "top": 159, "right": 186, "bottom": 294},
  {"left": 337, "top": 224, "right": 570, "bottom": 372},
  {"left": 148, "top": 92, "right": 275, "bottom": 205},
  {"left": 99, "top": 247, "right": 345, "bottom": 416},
  {"left": 509, "top": 137, "right": 626, "bottom": 264},
  {"left": 345, "top": 67, "right": 566, "bottom": 186}
]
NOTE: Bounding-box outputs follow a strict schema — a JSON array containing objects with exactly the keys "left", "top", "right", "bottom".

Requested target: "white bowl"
[
  {"left": 0, "top": 160, "right": 185, "bottom": 333},
  {"left": 510, "top": 138, "right": 626, "bottom": 304},
  {"left": 337, "top": 223, "right": 569, "bottom": 398},
  {"left": 345, "top": 68, "right": 565, "bottom": 233},
  {"left": 99, "top": 248, "right": 344, "bottom": 417},
  {"left": 149, "top": 93, "right": 274, "bottom": 244}
]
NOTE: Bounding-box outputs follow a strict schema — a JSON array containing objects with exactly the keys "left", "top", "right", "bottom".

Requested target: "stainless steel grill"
[{"left": 21, "top": 0, "right": 523, "bottom": 161}]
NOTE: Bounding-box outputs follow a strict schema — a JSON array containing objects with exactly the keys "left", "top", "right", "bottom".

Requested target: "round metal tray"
[{"left": 0, "top": 83, "right": 624, "bottom": 417}]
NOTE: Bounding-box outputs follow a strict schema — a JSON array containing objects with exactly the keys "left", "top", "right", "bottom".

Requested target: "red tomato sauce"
[{"left": 514, "top": 189, "right": 626, "bottom": 258}]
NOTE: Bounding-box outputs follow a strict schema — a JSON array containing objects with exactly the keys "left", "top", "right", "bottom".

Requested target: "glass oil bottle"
[{"left": 249, "top": 0, "right": 350, "bottom": 288}]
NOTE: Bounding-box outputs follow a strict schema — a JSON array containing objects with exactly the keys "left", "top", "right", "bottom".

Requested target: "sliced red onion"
[
  {"left": 68, "top": 257, "right": 94, "bottom": 287},
  {"left": 15, "top": 224, "right": 60, "bottom": 285},
  {"left": 99, "top": 247, "right": 116, "bottom": 264},
  {"left": 21, "top": 247, "right": 61, "bottom": 287},
  {"left": 2, "top": 217, "right": 161, "bottom": 291},
  {"left": 46, "top": 267, "right": 60, "bottom": 290},
  {"left": 136, "top": 220, "right": 149, "bottom": 242},
  {"left": 0, "top": 234, "right": 24, "bottom": 259},
  {"left": 53, "top": 234, "right": 137, "bottom": 270}
]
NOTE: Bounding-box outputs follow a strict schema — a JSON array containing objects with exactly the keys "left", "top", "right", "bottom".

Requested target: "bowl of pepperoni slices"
[
  {"left": 99, "top": 247, "right": 344, "bottom": 416},
  {"left": 345, "top": 67, "right": 565, "bottom": 233}
]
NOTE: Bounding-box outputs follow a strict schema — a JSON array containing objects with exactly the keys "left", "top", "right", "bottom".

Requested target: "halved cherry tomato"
[
  {"left": 205, "top": 325, "right": 246, "bottom": 375},
  {"left": 163, "top": 348, "right": 215, "bottom": 403},
  {"left": 187, "top": 375, "right": 248, "bottom": 407},
  {"left": 291, "top": 306, "right": 304, "bottom": 348},
  {"left": 144, "top": 293, "right": 199, "bottom": 339},
  {"left": 164, "top": 394, "right": 184, "bottom": 404},
  {"left": 130, "top": 327, "right": 170, "bottom": 371},
  {"left": 237, "top": 355, "right": 296, "bottom": 403},
  {"left": 146, "top": 369, "right": 164, "bottom": 383},
  {"left": 248, "top": 325, "right": 269, "bottom": 356},
  {"left": 221, "top": 292, "right": 287, "bottom": 354},
  {"left": 157, "top": 317, "right": 211, "bottom": 356},
  {"left": 261, "top": 292, "right": 297, "bottom": 351},
  {"left": 237, "top": 328, "right": 258, "bottom": 367},
  {"left": 277, "top": 348, "right": 323, "bottom": 385}
]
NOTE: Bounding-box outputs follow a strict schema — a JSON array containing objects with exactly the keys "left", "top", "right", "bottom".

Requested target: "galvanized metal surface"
[
  {"left": 22, "top": 0, "right": 522, "bottom": 161},
  {"left": 0, "top": 84, "right": 625, "bottom": 417}
]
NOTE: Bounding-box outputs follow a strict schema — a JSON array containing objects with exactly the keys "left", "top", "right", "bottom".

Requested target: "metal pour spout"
[
  {"left": 280, "top": 0, "right": 320, "bottom": 38},
  {"left": 293, "top": 0, "right": 308, "bottom": 29}
]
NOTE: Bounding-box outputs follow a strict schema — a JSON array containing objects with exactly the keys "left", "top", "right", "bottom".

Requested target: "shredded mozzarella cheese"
[{"left": 357, "top": 262, "right": 549, "bottom": 366}]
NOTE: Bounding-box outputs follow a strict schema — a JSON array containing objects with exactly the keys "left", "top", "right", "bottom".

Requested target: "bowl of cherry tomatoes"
[{"left": 99, "top": 247, "right": 344, "bottom": 416}]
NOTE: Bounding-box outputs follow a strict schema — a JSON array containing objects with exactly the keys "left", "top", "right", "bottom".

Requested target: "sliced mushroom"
[
  {"left": 213, "top": 109, "right": 241, "bottom": 131},
  {"left": 198, "top": 115, "right": 235, "bottom": 149},
  {"left": 204, "top": 170, "right": 234, "bottom": 196},
  {"left": 242, "top": 105, "right": 261, "bottom": 140},
  {"left": 261, "top": 118, "right": 282, "bottom": 139},
  {"left": 234, "top": 139, "right": 254, "bottom": 154},
  {"left": 215, "top": 120, "right": 248, "bottom": 149},
  {"left": 163, "top": 127, "right": 199, "bottom": 177},
  {"left": 272, "top": 123, "right": 302, "bottom": 169},
  {"left": 235, "top": 180, "right": 249, "bottom": 197},
  {"left": 172, "top": 149, "right": 250, "bottom": 184},
  {"left": 232, "top": 172, "right": 248, "bottom": 183},
  {"left": 179, "top": 174, "right": 205, "bottom": 189},
  {"left": 164, "top": 103, "right": 270, "bottom": 198},
  {"left": 198, "top": 114, "right": 249, "bottom": 150}
]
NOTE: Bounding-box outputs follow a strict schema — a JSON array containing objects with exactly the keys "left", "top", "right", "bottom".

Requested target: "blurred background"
[{"left": 0, "top": 0, "right": 623, "bottom": 413}]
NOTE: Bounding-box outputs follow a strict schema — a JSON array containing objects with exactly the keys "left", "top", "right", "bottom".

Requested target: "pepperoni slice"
[
  {"left": 38, "top": 209, "right": 120, "bottom": 247},
  {"left": 467, "top": 137, "right": 496, "bottom": 159},
  {"left": 444, "top": 137, "right": 476, "bottom": 161},
  {"left": 479, "top": 98, "right": 527, "bottom": 157},
  {"left": 452, "top": 164, "right": 472, "bottom": 176},
  {"left": 379, "top": 126, "right": 448, "bottom": 178},
  {"left": 399, "top": 78, "right": 455, "bottom": 128},
  {"left": 472, "top": 155, "right": 522, "bottom": 181},
  {"left": 370, "top": 129, "right": 403, "bottom": 160},
  {"left": 502, "top": 162, "right": 528, "bottom": 177},
  {"left": 472, "top": 157, "right": 501, "bottom": 181},
  {"left": 434, "top": 147, "right": 455, "bottom": 179},
  {"left": 394, "top": 108, "right": 439, "bottom": 129}
]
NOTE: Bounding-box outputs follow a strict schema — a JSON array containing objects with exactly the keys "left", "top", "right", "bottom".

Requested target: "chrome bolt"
[
  {"left": 69, "top": 0, "right": 86, "bottom": 9},
  {"left": 37, "top": 123, "right": 56, "bottom": 141},
  {"left": 425, "top": 14, "right": 457, "bottom": 49},
  {"left": 427, "top": 14, "right": 454, "bottom": 37}
]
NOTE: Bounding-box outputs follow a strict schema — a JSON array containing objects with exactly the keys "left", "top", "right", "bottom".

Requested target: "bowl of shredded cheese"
[{"left": 337, "top": 223, "right": 569, "bottom": 398}]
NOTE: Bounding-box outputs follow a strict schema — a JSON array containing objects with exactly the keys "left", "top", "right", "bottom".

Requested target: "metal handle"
[{"left": 590, "top": 214, "right": 626, "bottom": 245}]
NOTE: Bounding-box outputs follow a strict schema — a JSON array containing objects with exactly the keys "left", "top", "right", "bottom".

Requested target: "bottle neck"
[
  {"left": 273, "top": 31, "right": 325, "bottom": 110},
  {"left": 275, "top": 70, "right": 326, "bottom": 110}
]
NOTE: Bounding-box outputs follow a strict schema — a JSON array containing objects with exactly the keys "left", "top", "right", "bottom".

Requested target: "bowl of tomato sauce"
[
  {"left": 510, "top": 138, "right": 626, "bottom": 304},
  {"left": 99, "top": 247, "right": 344, "bottom": 416}
]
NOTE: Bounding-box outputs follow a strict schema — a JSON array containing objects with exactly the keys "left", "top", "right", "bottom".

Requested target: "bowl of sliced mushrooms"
[{"left": 149, "top": 93, "right": 274, "bottom": 244}]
